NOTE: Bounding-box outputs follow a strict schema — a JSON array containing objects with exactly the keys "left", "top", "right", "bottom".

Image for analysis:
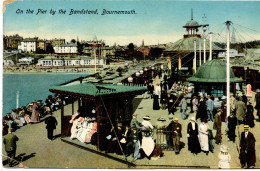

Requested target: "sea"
[{"left": 2, "top": 72, "right": 91, "bottom": 116}]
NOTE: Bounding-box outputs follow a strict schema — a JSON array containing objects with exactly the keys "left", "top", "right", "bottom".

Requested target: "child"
[{"left": 218, "top": 145, "right": 231, "bottom": 169}]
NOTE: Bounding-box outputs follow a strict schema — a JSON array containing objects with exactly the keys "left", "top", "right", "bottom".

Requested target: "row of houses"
[
  {"left": 3, "top": 55, "right": 106, "bottom": 67},
  {"left": 37, "top": 56, "right": 106, "bottom": 67},
  {"left": 4, "top": 35, "right": 66, "bottom": 52}
]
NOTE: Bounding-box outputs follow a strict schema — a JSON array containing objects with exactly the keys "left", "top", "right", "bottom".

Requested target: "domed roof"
[
  {"left": 187, "top": 59, "right": 243, "bottom": 83},
  {"left": 184, "top": 20, "right": 200, "bottom": 27}
]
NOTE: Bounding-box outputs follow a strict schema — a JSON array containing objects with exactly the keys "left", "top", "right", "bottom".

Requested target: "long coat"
[
  {"left": 196, "top": 101, "right": 207, "bottom": 121},
  {"left": 213, "top": 113, "right": 222, "bottom": 143},
  {"left": 240, "top": 131, "right": 256, "bottom": 167},
  {"left": 187, "top": 122, "right": 201, "bottom": 153},
  {"left": 221, "top": 101, "right": 227, "bottom": 122},
  {"left": 236, "top": 101, "right": 247, "bottom": 121},
  {"left": 45, "top": 116, "right": 58, "bottom": 130},
  {"left": 245, "top": 105, "right": 255, "bottom": 128},
  {"left": 227, "top": 115, "right": 237, "bottom": 141},
  {"left": 255, "top": 93, "right": 260, "bottom": 117},
  {"left": 4, "top": 133, "right": 19, "bottom": 152},
  {"left": 171, "top": 122, "right": 182, "bottom": 138}
]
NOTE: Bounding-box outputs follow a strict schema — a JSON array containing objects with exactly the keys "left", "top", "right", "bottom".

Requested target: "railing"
[{"left": 154, "top": 128, "right": 174, "bottom": 151}]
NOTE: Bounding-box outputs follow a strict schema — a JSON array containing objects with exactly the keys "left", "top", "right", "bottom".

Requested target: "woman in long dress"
[
  {"left": 196, "top": 97, "right": 207, "bottom": 121},
  {"left": 187, "top": 117, "right": 201, "bottom": 154},
  {"left": 30, "top": 102, "right": 40, "bottom": 123},
  {"left": 198, "top": 118, "right": 209, "bottom": 155},
  {"left": 245, "top": 101, "right": 255, "bottom": 128}
]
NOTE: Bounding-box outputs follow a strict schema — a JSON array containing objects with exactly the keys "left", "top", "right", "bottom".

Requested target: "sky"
[{"left": 3, "top": 0, "right": 260, "bottom": 46}]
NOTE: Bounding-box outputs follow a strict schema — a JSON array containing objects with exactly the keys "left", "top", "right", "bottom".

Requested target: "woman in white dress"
[
  {"left": 198, "top": 118, "right": 209, "bottom": 155},
  {"left": 218, "top": 145, "right": 231, "bottom": 169}
]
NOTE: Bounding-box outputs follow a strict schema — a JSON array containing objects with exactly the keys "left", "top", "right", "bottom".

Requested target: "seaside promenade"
[{"left": 2, "top": 91, "right": 260, "bottom": 169}]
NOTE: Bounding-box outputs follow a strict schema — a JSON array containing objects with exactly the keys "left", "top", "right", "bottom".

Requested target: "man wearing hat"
[
  {"left": 206, "top": 95, "right": 214, "bottom": 122},
  {"left": 45, "top": 113, "right": 58, "bottom": 140},
  {"left": 255, "top": 89, "right": 260, "bottom": 121},
  {"left": 3, "top": 128, "right": 19, "bottom": 167},
  {"left": 167, "top": 118, "right": 182, "bottom": 154},
  {"left": 213, "top": 109, "right": 222, "bottom": 144},
  {"left": 239, "top": 125, "right": 256, "bottom": 168},
  {"left": 245, "top": 101, "right": 255, "bottom": 128},
  {"left": 236, "top": 97, "right": 247, "bottom": 125},
  {"left": 227, "top": 110, "right": 237, "bottom": 142},
  {"left": 130, "top": 113, "right": 141, "bottom": 130},
  {"left": 141, "top": 115, "right": 153, "bottom": 134}
]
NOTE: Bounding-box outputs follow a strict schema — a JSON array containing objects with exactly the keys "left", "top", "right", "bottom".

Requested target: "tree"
[
  {"left": 127, "top": 43, "right": 134, "bottom": 51},
  {"left": 148, "top": 47, "right": 163, "bottom": 60},
  {"left": 71, "top": 39, "right": 76, "bottom": 44}
]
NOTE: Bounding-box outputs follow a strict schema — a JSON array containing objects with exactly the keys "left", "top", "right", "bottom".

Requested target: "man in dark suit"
[
  {"left": 167, "top": 118, "right": 182, "bottom": 154},
  {"left": 3, "top": 128, "right": 19, "bottom": 167},
  {"left": 45, "top": 114, "right": 58, "bottom": 140},
  {"left": 239, "top": 125, "right": 256, "bottom": 168}
]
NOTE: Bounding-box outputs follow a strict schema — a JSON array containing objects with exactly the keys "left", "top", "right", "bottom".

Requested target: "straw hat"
[
  {"left": 217, "top": 108, "right": 222, "bottom": 112},
  {"left": 207, "top": 95, "right": 211, "bottom": 99},
  {"left": 173, "top": 118, "right": 178, "bottom": 122},
  {"left": 143, "top": 115, "right": 151, "bottom": 120},
  {"left": 157, "top": 117, "right": 166, "bottom": 121},
  {"left": 244, "top": 125, "right": 249, "bottom": 130},
  {"left": 132, "top": 113, "right": 137, "bottom": 117},
  {"left": 220, "top": 145, "right": 228, "bottom": 152},
  {"left": 256, "top": 89, "right": 260, "bottom": 93}
]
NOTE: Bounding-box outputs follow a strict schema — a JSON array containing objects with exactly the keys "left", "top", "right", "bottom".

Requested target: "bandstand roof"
[
  {"left": 187, "top": 59, "right": 243, "bottom": 83},
  {"left": 164, "top": 36, "right": 224, "bottom": 53}
]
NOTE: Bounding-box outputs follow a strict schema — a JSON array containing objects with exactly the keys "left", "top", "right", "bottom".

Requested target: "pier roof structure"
[
  {"left": 187, "top": 59, "right": 243, "bottom": 83},
  {"left": 50, "top": 82, "right": 146, "bottom": 98}
]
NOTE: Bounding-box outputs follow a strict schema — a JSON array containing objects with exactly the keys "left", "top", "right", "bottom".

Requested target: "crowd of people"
[
  {"left": 133, "top": 70, "right": 258, "bottom": 168},
  {"left": 2, "top": 94, "right": 62, "bottom": 136}
]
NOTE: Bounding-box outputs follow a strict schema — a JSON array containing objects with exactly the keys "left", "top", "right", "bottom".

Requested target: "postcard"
[{"left": 2, "top": 0, "right": 260, "bottom": 169}]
